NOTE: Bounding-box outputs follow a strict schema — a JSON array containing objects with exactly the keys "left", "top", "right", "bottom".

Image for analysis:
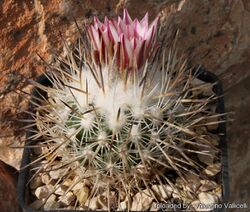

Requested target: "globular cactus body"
[{"left": 29, "top": 9, "right": 221, "bottom": 211}]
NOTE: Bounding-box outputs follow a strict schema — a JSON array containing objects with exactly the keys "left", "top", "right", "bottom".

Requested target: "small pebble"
[
  {"left": 62, "top": 179, "right": 73, "bottom": 187},
  {"left": 184, "top": 181, "right": 201, "bottom": 193},
  {"left": 55, "top": 185, "right": 68, "bottom": 196},
  {"left": 43, "top": 194, "right": 60, "bottom": 210},
  {"left": 214, "top": 186, "right": 222, "bottom": 201},
  {"left": 29, "top": 199, "right": 44, "bottom": 210},
  {"left": 74, "top": 186, "right": 89, "bottom": 205},
  {"left": 191, "top": 200, "right": 201, "bottom": 211},
  {"left": 131, "top": 189, "right": 154, "bottom": 211},
  {"left": 199, "top": 180, "right": 217, "bottom": 192},
  {"left": 30, "top": 175, "right": 43, "bottom": 189},
  {"left": 206, "top": 116, "right": 219, "bottom": 131},
  {"left": 49, "top": 169, "right": 63, "bottom": 180},
  {"left": 34, "top": 186, "right": 49, "bottom": 199},
  {"left": 150, "top": 202, "right": 159, "bottom": 211},
  {"left": 198, "top": 192, "right": 219, "bottom": 210},
  {"left": 59, "top": 192, "right": 75, "bottom": 206},
  {"left": 41, "top": 173, "right": 50, "bottom": 185},
  {"left": 172, "top": 188, "right": 181, "bottom": 199},
  {"left": 98, "top": 191, "right": 117, "bottom": 210},
  {"left": 204, "top": 163, "right": 221, "bottom": 176},
  {"left": 175, "top": 177, "right": 184, "bottom": 188},
  {"left": 118, "top": 198, "right": 130, "bottom": 211},
  {"left": 85, "top": 197, "right": 99, "bottom": 210},
  {"left": 72, "top": 182, "right": 84, "bottom": 191},
  {"left": 151, "top": 184, "right": 172, "bottom": 200},
  {"left": 198, "top": 151, "right": 215, "bottom": 165}
]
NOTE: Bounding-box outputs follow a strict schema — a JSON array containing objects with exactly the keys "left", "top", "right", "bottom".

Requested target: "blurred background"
[{"left": 0, "top": 0, "right": 249, "bottom": 211}]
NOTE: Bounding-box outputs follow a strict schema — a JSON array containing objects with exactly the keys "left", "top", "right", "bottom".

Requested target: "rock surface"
[
  {"left": 1, "top": 0, "right": 250, "bottom": 169},
  {"left": 0, "top": 160, "right": 21, "bottom": 212},
  {"left": 225, "top": 75, "right": 250, "bottom": 212}
]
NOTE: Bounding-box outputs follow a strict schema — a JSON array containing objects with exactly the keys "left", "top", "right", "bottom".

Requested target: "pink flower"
[{"left": 87, "top": 9, "right": 159, "bottom": 70}]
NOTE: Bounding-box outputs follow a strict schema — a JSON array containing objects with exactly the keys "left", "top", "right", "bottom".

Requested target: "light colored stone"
[
  {"left": 198, "top": 151, "right": 215, "bottom": 165},
  {"left": 185, "top": 172, "right": 200, "bottom": 181},
  {"left": 204, "top": 163, "right": 221, "bottom": 176},
  {"left": 33, "top": 146, "right": 50, "bottom": 155},
  {"left": 209, "top": 134, "right": 220, "bottom": 146},
  {"left": 175, "top": 177, "right": 184, "bottom": 188},
  {"left": 98, "top": 191, "right": 117, "bottom": 210},
  {"left": 201, "top": 133, "right": 220, "bottom": 146},
  {"left": 181, "top": 190, "right": 195, "bottom": 205},
  {"left": 43, "top": 194, "right": 60, "bottom": 210},
  {"left": 46, "top": 193, "right": 56, "bottom": 202},
  {"left": 55, "top": 185, "right": 68, "bottom": 196},
  {"left": 172, "top": 188, "right": 181, "bottom": 199},
  {"left": 29, "top": 199, "right": 44, "bottom": 210},
  {"left": 198, "top": 192, "right": 219, "bottom": 211},
  {"left": 85, "top": 197, "right": 99, "bottom": 210},
  {"left": 41, "top": 173, "right": 51, "bottom": 185},
  {"left": 118, "top": 190, "right": 126, "bottom": 201},
  {"left": 30, "top": 175, "right": 43, "bottom": 189},
  {"left": 59, "top": 191, "right": 75, "bottom": 206},
  {"left": 62, "top": 179, "right": 73, "bottom": 187},
  {"left": 118, "top": 198, "right": 130, "bottom": 211},
  {"left": 117, "top": 195, "right": 133, "bottom": 211},
  {"left": 49, "top": 169, "right": 63, "bottom": 180},
  {"left": 151, "top": 184, "right": 172, "bottom": 200},
  {"left": 191, "top": 200, "right": 201, "bottom": 211},
  {"left": 72, "top": 182, "right": 84, "bottom": 191},
  {"left": 214, "top": 186, "right": 222, "bottom": 201},
  {"left": 184, "top": 181, "right": 201, "bottom": 193},
  {"left": 34, "top": 185, "right": 49, "bottom": 199},
  {"left": 66, "top": 206, "right": 74, "bottom": 209},
  {"left": 206, "top": 116, "right": 219, "bottom": 131},
  {"left": 74, "top": 186, "right": 89, "bottom": 205},
  {"left": 150, "top": 202, "right": 159, "bottom": 211},
  {"left": 77, "top": 206, "right": 89, "bottom": 210},
  {"left": 131, "top": 189, "right": 154, "bottom": 211},
  {"left": 49, "top": 163, "right": 66, "bottom": 180},
  {"left": 199, "top": 180, "right": 218, "bottom": 192},
  {"left": 183, "top": 172, "right": 201, "bottom": 192}
]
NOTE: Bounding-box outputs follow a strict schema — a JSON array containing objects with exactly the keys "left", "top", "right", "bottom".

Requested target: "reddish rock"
[{"left": 0, "top": 160, "right": 21, "bottom": 212}]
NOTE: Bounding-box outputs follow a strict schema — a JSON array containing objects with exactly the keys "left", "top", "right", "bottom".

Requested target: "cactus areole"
[{"left": 18, "top": 9, "right": 228, "bottom": 212}]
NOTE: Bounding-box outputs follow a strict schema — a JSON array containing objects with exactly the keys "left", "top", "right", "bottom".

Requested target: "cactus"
[{"left": 27, "top": 9, "right": 222, "bottom": 211}]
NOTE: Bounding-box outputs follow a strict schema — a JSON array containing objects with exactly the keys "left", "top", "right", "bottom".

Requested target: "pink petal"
[
  {"left": 126, "top": 24, "right": 135, "bottom": 39},
  {"left": 125, "top": 37, "right": 133, "bottom": 60},
  {"left": 104, "top": 16, "right": 109, "bottom": 25},
  {"left": 118, "top": 20, "right": 129, "bottom": 39},
  {"left": 94, "top": 16, "right": 102, "bottom": 29},
  {"left": 89, "top": 25, "right": 101, "bottom": 50},
  {"left": 88, "top": 9, "right": 159, "bottom": 70},
  {"left": 109, "top": 22, "right": 119, "bottom": 42},
  {"left": 120, "top": 34, "right": 130, "bottom": 67},
  {"left": 123, "top": 8, "right": 132, "bottom": 25},
  {"left": 110, "top": 18, "right": 118, "bottom": 29},
  {"left": 140, "top": 12, "right": 148, "bottom": 29},
  {"left": 145, "top": 25, "right": 155, "bottom": 48},
  {"left": 134, "top": 18, "right": 145, "bottom": 38},
  {"left": 148, "top": 16, "right": 159, "bottom": 33},
  {"left": 101, "top": 28, "right": 110, "bottom": 50}
]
